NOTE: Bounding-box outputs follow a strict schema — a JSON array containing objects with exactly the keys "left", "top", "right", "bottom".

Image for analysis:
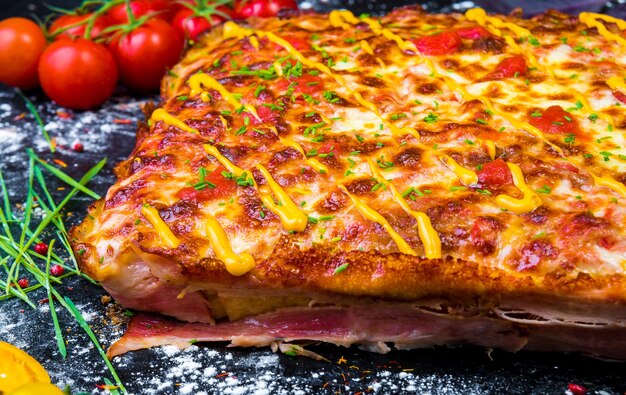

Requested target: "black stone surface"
[{"left": 0, "top": 1, "right": 625, "bottom": 394}]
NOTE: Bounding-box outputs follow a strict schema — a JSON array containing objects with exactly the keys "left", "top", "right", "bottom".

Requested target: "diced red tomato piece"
[
  {"left": 455, "top": 26, "right": 491, "bottom": 40},
  {"left": 280, "top": 36, "right": 310, "bottom": 51},
  {"left": 483, "top": 55, "right": 526, "bottom": 81},
  {"left": 528, "top": 105, "right": 582, "bottom": 136},
  {"left": 413, "top": 31, "right": 462, "bottom": 56},
  {"left": 494, "top": 55, "right": 527, "bottom": 78},
  {"left": 477, "top": 158, "right": 513, "bottom": 187},
  {"left": 177, "top": 165, "right": 237, "bottom": 202},
  {"left": 276, "top": 73, "right": 324, "bottom": 95},
  {"left": 255, "top": 104, "right": 281, "bottom": 124},
  {"left": 612, "top": 90, "right": 626, "bottom": 104}
]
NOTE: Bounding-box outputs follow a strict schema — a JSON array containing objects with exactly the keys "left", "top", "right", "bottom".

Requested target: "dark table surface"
[{"left": 1, "top": 1, "right": 626, "bottom": 394}]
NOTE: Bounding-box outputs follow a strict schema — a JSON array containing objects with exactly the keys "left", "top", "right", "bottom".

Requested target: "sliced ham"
[{"left": 107, "top": 304, "right": 626, "bottom": 359}]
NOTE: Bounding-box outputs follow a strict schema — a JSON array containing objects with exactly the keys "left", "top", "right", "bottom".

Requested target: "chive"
[
  {"left": 449, "top": 186, "right": 467, "bottom": 191},
  {"left": 28, "top": 150, "right": 100, "bottom": 199},
  {"left": 64, "top": 297, "right": 126, "bottom": 393},
  {"left": 535, "top": 185, "right": 552, "bottom": 194},
  {"left": 333, "top": 263, "right": 349, "bottom": 275},
  {"left": 44, "top": 240, "right": 66, "bottom": 358}
]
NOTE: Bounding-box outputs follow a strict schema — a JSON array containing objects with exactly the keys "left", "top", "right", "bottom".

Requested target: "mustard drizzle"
[
  {"left": 338, "top": 184, "right": 417, "bottom": 255},
  {"left": 367, "top": 160, "right": 441, "bottom": 259},
  {"left": 141, "top": 204, "right": 180, "bottom": 248}
]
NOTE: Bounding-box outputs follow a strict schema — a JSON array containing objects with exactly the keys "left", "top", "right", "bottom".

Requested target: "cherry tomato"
[
  {"left": 234, "top": 0, "right": 298, "bottom": 18},
  {"left": 108, "top": 19, "right": 183, "bottom": 92},
  {"left": 413, "top": 31, "right": 462, "bottom": 56},
  {"left": 171, "top": 5, "right": 233, "bottom": 41},
  {"left": 0, "top": 18, "right": 46, "bottom": 89},
  {"left": 528, "top": 105, "right": 582, "bottom": 136},
  {"left": 38, "top": 38, "right": 118, "bottom": 110},
  {"left": 107, "top": 0, "right": 172, "bottom": 23},
  {"left": 49, "top": 13, "right": 112, "bottom": 40},
  {"left": 477, "top": 158, "right": 513, "bottom": 187}
]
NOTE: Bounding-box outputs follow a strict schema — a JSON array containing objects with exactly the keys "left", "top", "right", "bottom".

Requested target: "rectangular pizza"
[{"left": 71, "top": 5, "right": 626, "bottom": 359}]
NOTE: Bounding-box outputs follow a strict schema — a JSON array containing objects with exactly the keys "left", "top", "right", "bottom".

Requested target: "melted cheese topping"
[
  {"left": 141, "top": 204, "right": 180, "bottom": 248},
  {"left": 495, "top": 163, "right": 543, "bottom": 214},
  {"left": 204, "top": 214, "right": 255, "bottom": 276},
  {"left": 85, "top": 7, "right": 626, "bottom": 286},
  {"left": 204, "top": 143, "right": 308, "bottom": 232},
  {"left": 338, "top": 184, "right": 417, "bottom": 256}
]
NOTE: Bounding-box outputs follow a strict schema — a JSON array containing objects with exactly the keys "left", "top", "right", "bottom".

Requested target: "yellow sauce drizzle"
[
  {"left": 367, "top": 160, "right": 441, "bottom": 258},
  {"left": 249, "top": 36, "right": 260, "bottom": 50},
  {"left": 495, "top": 162, "right": 543, "bottom": 214},
  {"left": 483, "top": 139, "right": 496, "bottom": 160},
  {"left": 329, "top": 10, "right": 360, "bottom": 29},
  {"left": 279, "top": 136, "right": 329, "bottom": 173},
  {"left": 141, "top": 204, "right": 180, "bottom": 248},
  {"left": 205, "top": 214, "right": 255, "bottom": 276},
  {"left": 255, "top": 164, "right": 309, "bottom": 232},
  {"left": 591, "top": 174, "right": 626, "bottom": 197},
  {"left": 188, "top": 73, "right": 260, "bottom": 120},
  {"left": 607, "top": 76, "right": 626, "bottom": 90},
  {"left": 440, "top": 155, "right": 479, "bottom": 185},
  {"left": 338, "top": 184, "right": 417, "bottom": 255},
  {"left": 359, "top": 40, "right": 374, "bottom": 55},
  {"left": 465, "top": 8, "right": 539, "bottom": 68},
  {"left": 465, "top": 8, "right": 532, "bottom": 37},
  {"left": 203, "top": 144, "right": 246, "bottom": 175},
  {"left": 151, "top": 108, "right": 198, "bottom": 134},
  {"left": 579, "top": 12, "right": 626, "bottom": 47}
]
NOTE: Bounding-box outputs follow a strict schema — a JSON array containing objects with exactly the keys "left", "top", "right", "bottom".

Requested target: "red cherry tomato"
[
  {"left": 477, "top": 158, "right": 513, "bottom": 187},
  {"left": 234, "top": 0, "right": 298, "bottom": 18},
  {"left": 455, "top": 26, "right": 491, "bottom": 40},
  {"left": 483, "top": 55, "right": 527, "bottom": 81},
  {"left": 38, "top": 38, "right": 118, "bottom": 110},
  {"left": 49, "top": 13, "right": 112, "bottom": 40},
  {"left": 107, "top": 0, "right": 172, "bottom": 23},
  {"left": 528, "top": 105, "right": 582, "bottom": 136},
  {"left": 0, "top": 18, "right": 47, "bottom": 89},
  {"left": 108, "top": 19, "right": 183, "bottom": 92},
  {"left": 171, "top": 6, "right": 233, "bottom": 41},
  {"left": 413, "top": 31, "right": 462, "bottom": 56}
]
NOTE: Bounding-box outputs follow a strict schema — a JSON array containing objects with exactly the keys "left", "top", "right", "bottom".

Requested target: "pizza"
[{"left": 71, "top": 5, "right": 626, "bottom": 359}]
